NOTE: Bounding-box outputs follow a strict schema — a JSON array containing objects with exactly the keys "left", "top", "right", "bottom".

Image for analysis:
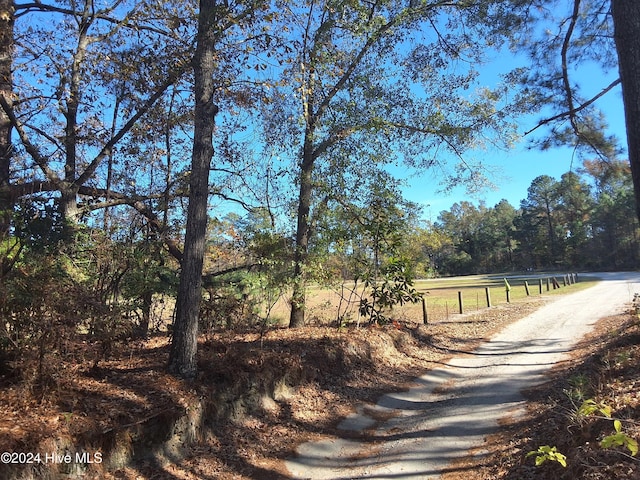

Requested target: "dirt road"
[{"left": 285, "top": 272, "right": 640, "bottom": 479}]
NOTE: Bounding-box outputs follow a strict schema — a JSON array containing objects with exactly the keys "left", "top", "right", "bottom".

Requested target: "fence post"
[
  {"left": 422, "top": 297, "right": 428, "bottom": 325},
  {"left": 485, "top": 287, "right": 492, "bottom": 308},
  {"left": 524, "top": 281, "right": 530, "bottom": 296},
  {"left": 458, "top": 291, "right": 463, "bottom": 314},
  {"left": 504, "top": 278, "right": 511, "bottom": 303},
  {"left": 538, "top": 278, "right": 543, "bottom": 294},
  {"left": 546, "top": 277, "right": 550, "bottom": 291}
]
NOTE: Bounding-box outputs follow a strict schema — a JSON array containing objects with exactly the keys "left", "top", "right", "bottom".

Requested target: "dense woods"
[
  {"left": 433, "top": 160, "right": 639, "bottom": 275},
  {"left": 0, "top": 0, "right": 638, "bottom": 384}
]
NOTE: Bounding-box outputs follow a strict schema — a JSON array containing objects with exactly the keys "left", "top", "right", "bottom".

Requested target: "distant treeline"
[{"left": 422, "top": 160, "right": 638, "bottom": 276}]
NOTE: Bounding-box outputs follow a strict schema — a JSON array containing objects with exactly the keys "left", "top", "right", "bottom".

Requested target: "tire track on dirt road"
[{"left": 285, "top": 272, "right": 640, "bottom": 479}]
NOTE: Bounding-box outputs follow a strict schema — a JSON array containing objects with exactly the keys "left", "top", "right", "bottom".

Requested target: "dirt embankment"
[
  {"left": 1, "top": 297, "right": 548, "bottom": 479},
  {"left": 9, "top": 278, "right": 640, "bottom": 480}
]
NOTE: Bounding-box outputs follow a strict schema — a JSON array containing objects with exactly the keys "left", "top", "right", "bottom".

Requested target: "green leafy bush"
[
  {"left": 600, "top": 419, "right": 639, "bottom": 456},
  {"left": 526, "top": 445, "right": 567, "bottom": 467},
  {"left": 359, "top": 258, "right": 423, "bottom": 325}
]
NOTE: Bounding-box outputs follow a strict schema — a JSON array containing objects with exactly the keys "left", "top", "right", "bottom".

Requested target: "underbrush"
[
  {"left": 0, "top": 322, "right": 439, "bottom": 479},
  {"left": 0, "top": 292, "right": 548, "bottom": 479}
]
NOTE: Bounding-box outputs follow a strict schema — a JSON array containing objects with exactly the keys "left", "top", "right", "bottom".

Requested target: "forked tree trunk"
[
  {"left": 612, "top": 0, "right": 640, "bottom": 223},
  {"left": 168, "top": 0, "right": 218, "bottom": 378}
]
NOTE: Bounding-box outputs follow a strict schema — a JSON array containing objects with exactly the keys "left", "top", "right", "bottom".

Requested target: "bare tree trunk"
[
  {"left": 0, "top": 0, "right": 14, "bottom": 236},
  {"left": 137, "top": 290, "right": 153, "bottom": 338},
  {"left": 612, "top": 0, "right": 640, "bottom": 223},
  {"left": 168, "top": 0, "right": 218, "bottom": 378},
  {"left": 289, "top": 139, "right": 314, "bottom": 328},
  {"left": 59, "top": 17, "right": 92, "bottom": 238}
]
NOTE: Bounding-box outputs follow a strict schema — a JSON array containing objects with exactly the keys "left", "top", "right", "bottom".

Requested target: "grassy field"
[{"left": 268, "top": 273, "right": 599, "bottom": 326}]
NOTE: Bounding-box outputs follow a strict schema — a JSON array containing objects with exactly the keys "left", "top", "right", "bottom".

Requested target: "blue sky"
[
  {"left": 397, "top": 5, "right": 629, "bottom": 222},
  {"left": 396, "top": 58, "right": 627, "bottom": 221}
]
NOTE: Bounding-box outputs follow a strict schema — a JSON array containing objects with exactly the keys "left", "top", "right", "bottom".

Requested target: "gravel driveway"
[{"left": 285, "top": 272, "right": 640, "bottom": 479}]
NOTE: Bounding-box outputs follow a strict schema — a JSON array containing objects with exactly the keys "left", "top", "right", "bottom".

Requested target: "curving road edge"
[{"left": 285, "top": 272, "right": 640, "bottom": 480}]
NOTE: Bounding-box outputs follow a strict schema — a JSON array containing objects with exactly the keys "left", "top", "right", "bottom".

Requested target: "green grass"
[
  {"left": 270, "top": 273, "right": 599, "bottom": 326},
  {"left": 415, "top": 274, "right": 597, "bottom": 314}
]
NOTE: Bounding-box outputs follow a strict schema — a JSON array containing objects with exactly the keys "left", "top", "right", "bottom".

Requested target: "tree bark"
[
  {"left": 168, "top": 0, "right": 218, "bottom": 378},
  {"left": 286, "top": 4, "right": 400, "bottom": 327},
  {"left": 0, "top": 0, "right": 14, "bottom": 236},
  {"left": 612, "top": 0, "right": 640, "bottom": 223},
  {"left": 289, "top": 137, "right": 314, "bottom": 328},
  {"left": 136, "top": 289, "right": 153, "bottom": 339},
  {"left": 59, "top": 14, "right": 93, "bottom": 238}
]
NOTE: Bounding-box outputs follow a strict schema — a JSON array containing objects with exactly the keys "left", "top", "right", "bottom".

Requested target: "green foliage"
[
  {"left": 514, "top": 0, "right": 620, "bottom": 162},
  {"left": 528, "top": 398, "right": 639, "bottom": 468},
  {"left": 12, "top": 200, "right": 65, "bottom": 252},
  {"left": 526, "top": 445, "right": 567, "bottom": 467},
  {"left": 600, "top": 420, "right": 639, "bottom": 457},
  {"left": 359, "top": 257, "right": 422, "bottom": 325},
  {"left": 577, "top": 399, "right": 612, "bottom": 419},
  {"left": 200, "top": 259, "right": 293, "bottom": 332},
  {"left": 436, "top": 200, "right": 518, "bottom": 274},
  {"left": 120, "top": 241, "right": 177, "bottom": 300},
  {"left": 199, "top": 211, "right": 294, "bottom": 331},
  {"left": 576, "top": 399, "right": 638, "bottom": 457},
  {"left": 433, "top": 159, "right": 640, "bottom": 274},
  {"left": 0, "top": 215, "right": 178, "bottom": 388}
]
